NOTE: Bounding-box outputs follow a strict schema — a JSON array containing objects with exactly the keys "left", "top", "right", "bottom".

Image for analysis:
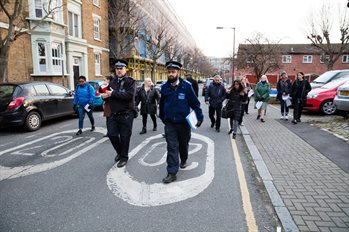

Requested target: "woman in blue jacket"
[{"left": 73, "top": 76, "right": 96, "bottom": 135}]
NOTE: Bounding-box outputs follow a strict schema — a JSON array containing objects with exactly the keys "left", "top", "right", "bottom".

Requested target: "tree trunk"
[
  {"left": 0, "top": 47, "right": 10, "bottom": 83},
  {"left": 151, "top": 62, "right": 157, "bottom": 83}
]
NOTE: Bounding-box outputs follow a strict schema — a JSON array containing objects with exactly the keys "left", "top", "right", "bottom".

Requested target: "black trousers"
[
  {"left": 164, "top": 122, "right": 191, "bottom": 175},
  {"left": 142, "top": 114, "right": 157, "bottom": 129},
  {"left": 107, "top": 112, "right": 134, "bottom": 161},
  {"left": 209, "top": 106, "right": 222, "bottom": 129},
  {"left": 293, "top": 99, "right": 304, "bottom": 121}
]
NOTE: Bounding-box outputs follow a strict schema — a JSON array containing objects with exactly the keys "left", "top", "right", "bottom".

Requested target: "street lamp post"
[{"left": 216, "top": 26, "right": 235, "bottom": 84}]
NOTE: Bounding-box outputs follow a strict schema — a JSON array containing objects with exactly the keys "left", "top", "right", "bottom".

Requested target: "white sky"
[{"left": 167, "top": 0, "right": 348, "bottom": 57}]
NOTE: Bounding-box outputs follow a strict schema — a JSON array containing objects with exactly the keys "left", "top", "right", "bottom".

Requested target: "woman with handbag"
[{"left": 225, "top": 80, "right": 246, "bottom": 139}]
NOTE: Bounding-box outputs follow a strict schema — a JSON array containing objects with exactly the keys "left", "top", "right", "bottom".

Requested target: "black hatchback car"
[{"left": 0, "top": 82, "right": 75, "bottom": 131}]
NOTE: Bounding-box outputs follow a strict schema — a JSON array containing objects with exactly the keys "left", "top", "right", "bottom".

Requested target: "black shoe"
[
  {"left": 103, "top": 134, "right": 108, "bottom": 137},
  {"left": 292, "top": 120, "right": 297, "bottom": 124},
  {"left": 76, "top": 129, "right": 82, "bottom": 135},
  {"left": 228, "top": 129, "right": 233, "bottom": 134},
  {"left": 162, "top": 133, "right": 166, "bottom": 138},
  {"left": 162, "top": 174, "right": 177, "bottom": 184},
  {"left": 114, "top": 155, "right": 120, "bottom": 162},
  {"left": 245, "top": 112, "right": 249, "bottom": 114},
  {"left": 210, "top": 123, "right": 214, "bottom": 128},
  {"left": 153, "top": 127, "right": 157, "bottom": 131},
  {"left": 232, "top": 133, "right": 236, "bottom": 139},
  {"left": 90, "top": 126, "right": 95, "bottom": 132},
  {"left": 256, "top": 115, "right": 260, "bottom": 120},
  {"left": 117, "top": 160, "right": 127, "bottom": 168},
  {"left": 139, "top": 128, "right": 147, "bottom": 134},
  {"left": 297, "top": 119, "right": 301, "bottom": 122},
  {"left": 260, "top": 118, "right": 265, "bottom": 123},
  {"left": 216, "top": 128, "right": 220, "bottom": 132},
  {"left": 180, "top": 161, "right": 187, "bottom": 169}
]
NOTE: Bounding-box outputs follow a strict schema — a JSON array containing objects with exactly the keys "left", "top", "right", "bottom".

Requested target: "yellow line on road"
[{"left": 230, "top": 129, "right": 258, "bottom": 231}]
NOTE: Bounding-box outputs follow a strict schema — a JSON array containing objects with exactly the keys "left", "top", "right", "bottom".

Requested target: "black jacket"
[
  {"left": 291, "top": 79, "right": 311, "bottom": 105},
  {"left": 205, "top": 83, "right": 226, "bottom": 108},
  {"left": 186, "top": 77, "right": 199, "bottom": 97},
  {"left": 135, "top": 85, "right": 160, "bottom": 115},
  {"left": 108, "top": 75, "right": 136, "bottom": 114},
  {"left": 277, "top": 79, "right": 292, "bottom": 101}
]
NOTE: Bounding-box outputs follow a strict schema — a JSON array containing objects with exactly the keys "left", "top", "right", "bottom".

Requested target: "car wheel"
[
  {"left": 25, "top": 111, "right": 42, "bottom": 131},
  {"left": 320, "top": 100, "right": 336, "bottom": 115}
]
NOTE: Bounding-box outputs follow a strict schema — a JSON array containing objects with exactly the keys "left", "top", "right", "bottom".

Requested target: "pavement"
[{"left": 239, "top": 102, "right": 349, "bottom": 232}]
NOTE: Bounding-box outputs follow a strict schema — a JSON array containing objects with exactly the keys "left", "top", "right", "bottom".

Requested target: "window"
[
  {"left": 93, "top": 0, "right": 100, "bottom": 7},
  {"left": 320, "top": 55, "right": 330, "bottom": 63},
  {"left": 35, "top": 0, "right": 43, "bottom": 18},
  {"left": 52, "top": 43, "right": 63, "bottom": 73},
  {"left": 303, "top": 55, "right": 313, "bottom": 63},
  {"left": 33, "top": 84, "right": 50, "bottom": 96},
  {"left": 93, "top": 16, "right": 100, "bottom": 40},
  {"left": 68, "top": 11, "right": 80, "bottom": 37},
  {"left": 37, "top": 41, "right": 47, "bottom": 72},
  {"left": 95, "top": 53, "right": 101, "bottom": 75},
  {"left": 343, "top": 55, "right": 349, "bottom": 63},
  {"left": 282, "top": 55, "right": 292, "bottom": 63},
  {"left": 49, "top": 84, "right": 68, "bottom": 96},
  {"left": 246, "top": 55, "right": 254, "bottom": 63}
]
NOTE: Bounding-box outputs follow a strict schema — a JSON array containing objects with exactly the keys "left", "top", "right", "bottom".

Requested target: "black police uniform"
[
  {"left": 159, "top": 61, "right": 204, "bottom": 181},
  {"left": 107, "top": 61, "right": 136, "bottom": 165}
]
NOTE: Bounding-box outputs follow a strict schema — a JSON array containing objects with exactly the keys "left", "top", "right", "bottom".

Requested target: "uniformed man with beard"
[
  {"left": 159, "top": 61, "right": 204, "bottom": 183},
  {"left": 104, "top": 59, "right": 136, "bottom": 168}
]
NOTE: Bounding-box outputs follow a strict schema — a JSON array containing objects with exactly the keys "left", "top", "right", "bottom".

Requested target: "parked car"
[
  {"left": 0, "top": 82, "right": 75, "bottom": 131},
  {"left": 334, "top": 79, "right": 349, "bottom": 114},
  {"left": 310, "top": 69, "right": 349, "bottom": 89},
  {"left": 305, "top": 76, "right": 349, "bottom": 115},
  {"left": 87, "top": 80, "right": 104, "bottom": 109}
]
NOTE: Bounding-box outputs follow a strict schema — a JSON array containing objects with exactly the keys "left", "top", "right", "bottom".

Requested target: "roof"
[{"left": 238, "top": 43, "right": 349, "bottom": 55}]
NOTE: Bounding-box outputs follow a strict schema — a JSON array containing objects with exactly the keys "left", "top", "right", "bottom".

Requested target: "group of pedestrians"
[{"left": 72, "top": 58, "right": 311, "bottom": 184}]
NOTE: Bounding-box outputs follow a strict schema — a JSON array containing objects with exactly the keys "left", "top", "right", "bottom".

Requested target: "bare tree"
[
  {"left": 236, "top": 33, "right": 281, "bottom": 83},
  {"left": 144, "top": 16, "right": 175, "bottom": 82},
  {"left": 306, "top": 3, "right": 349, "bottom": 70},
  {"left": 0, "top": 0, "right": 63, "bottom": 82},
  {"left": 164, "top": 40, "right": 183, "bottom": 61},
  {"left": 109, "top": 0, "right": 145, "bottom": 61}
]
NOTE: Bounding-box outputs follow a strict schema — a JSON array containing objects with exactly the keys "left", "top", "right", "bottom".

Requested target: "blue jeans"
[{"left": 77, "top": 106, "right": 95, "bottom": 129}]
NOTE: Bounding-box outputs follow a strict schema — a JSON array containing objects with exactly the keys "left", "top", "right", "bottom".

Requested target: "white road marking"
[
  {"left": 11, "top": 146, "right": 44, "bottom": 156},
  {"left": 106, "top": 133, "right": 214, "bottom": 207},
  {"left": 0, "top": 142, "right": 13, "bottom": 147},
  {"left": 0, "top": 127, "right": 108, "bottom": 181}
]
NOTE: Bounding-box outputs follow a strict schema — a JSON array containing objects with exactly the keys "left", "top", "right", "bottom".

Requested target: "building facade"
[
  {"left": 236, "top": 43, "right": 349, "bottom": 84},
  {"left": 1, "top": 0, "right": 109, "bottom": 89}
]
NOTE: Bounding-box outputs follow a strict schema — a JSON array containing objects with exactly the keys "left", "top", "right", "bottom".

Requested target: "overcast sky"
[{"left": 167, "top": 0, "right": 348, "bottom": 57}]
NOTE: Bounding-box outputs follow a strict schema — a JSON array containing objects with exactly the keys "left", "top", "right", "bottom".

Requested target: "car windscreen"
[
  {"left": 320, "top": 76, "right": 349, "bottom": 89},
  {"left": 312, "top": 71, "right": 337, "bottom": 84},
  {"left": 0, "top": 85, "right": 17, "bottom": 98}
]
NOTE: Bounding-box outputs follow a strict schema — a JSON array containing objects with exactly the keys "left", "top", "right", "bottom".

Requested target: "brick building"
[
  {"left": 236, "top": 43, "right": 349, "bottom": 84},
  {"left": 0, "top": 0, "right": 109, "bottom": 89}
]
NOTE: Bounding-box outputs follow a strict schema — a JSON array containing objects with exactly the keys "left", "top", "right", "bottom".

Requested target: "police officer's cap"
[
  {"left": 165, "top": 60, "right": 182, "bottom": 70},
  {"left": 114, "top": 59, "right": 128, "bottom": 68}
]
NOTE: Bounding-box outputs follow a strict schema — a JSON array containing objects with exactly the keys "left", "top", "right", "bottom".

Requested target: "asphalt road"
[{"left": 0, "top": 95, "right": 277, "bottom": 232}]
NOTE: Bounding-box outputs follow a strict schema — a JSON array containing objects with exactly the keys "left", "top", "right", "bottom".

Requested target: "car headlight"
[{"left": 307, "top": 94, "right": 318, "bottom": 99}]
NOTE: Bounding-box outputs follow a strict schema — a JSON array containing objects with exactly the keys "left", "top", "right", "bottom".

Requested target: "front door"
[{"left": 73, "top": 66, "right": 80, "bottom": 89}]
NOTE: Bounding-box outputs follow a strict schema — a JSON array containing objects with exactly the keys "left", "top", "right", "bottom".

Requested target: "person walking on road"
[
  {"left": 205, "top": 74, "right": 226, "bottom": 132},
  {"left": 226, "top": 80, "right": 246, "bottom": 139},
  {"left": 277, "top": 71, "right": 292, "bottom": 120},
  {"left": 185, "top": 73, "right": 199, "bottom": 97},
  {"left": 254, "top": 75, "right": 270, "bottom": 123},
  {"left": 291, "top": 71, "right": 311, "bottom": 124},
  {"left": 135, "top": 78, "right": 160, "bottom": 134},
  {"left": 238, "top": 76, "right": 250, "bottom": 126},
  {"left": 159, "top": 60, "right": 204, "bottom": 184},
  {"left": 103, "top": 59, "right": 136, "bottom": 168},
  {"left": 73, "top": 76, "right": 96, "bottom": 136},
  {"left": 99, "top": 76, "right": 113, "bottom": 137}
]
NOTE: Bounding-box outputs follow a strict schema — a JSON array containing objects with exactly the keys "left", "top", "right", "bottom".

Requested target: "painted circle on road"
[{"left": 106, "top": 133, "right": 215, "bottom": 207}]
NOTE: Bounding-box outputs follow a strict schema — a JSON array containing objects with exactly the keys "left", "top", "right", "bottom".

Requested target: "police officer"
[
  {"left": 159, "top": 61, "right": 204, "bottom": 184},
  {"left": 103, "top": 59, "right": 136, "bottom": 168}
]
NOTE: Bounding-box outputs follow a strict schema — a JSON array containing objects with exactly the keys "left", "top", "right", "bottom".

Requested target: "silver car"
[{"left": 334, "top": 79, "right": 349, "bottom": 112}]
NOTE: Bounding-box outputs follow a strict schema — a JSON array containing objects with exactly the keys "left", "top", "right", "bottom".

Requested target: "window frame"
[
  {"left": 282, "top": 55, "right": 292, "bottom": 64},
  {"left": 342, "top": 55, "right": 349, "bottom": 64},
  {"left": 51, "top": 42, "right": 63, "bottom": 73},
  {"left": 94, "top": 53, "right": 101, "bottom": 76},
  {"left": 35, "top": 0, "right": 43, "bottom": 18},
  {"left": 37, "top": 41, "right": 47, "bottom": 73},
  {"left": 302, "top": 55, "right": 313, "bottom": 64},
  {"left": 93, "top": 0, "right": 100, "bottom": 7},
  {"left": 68, "top": 11, "right": 80, "bottom": 37},
  {"left": 93, "top": 14, "right": 101, "bottom": 40}
]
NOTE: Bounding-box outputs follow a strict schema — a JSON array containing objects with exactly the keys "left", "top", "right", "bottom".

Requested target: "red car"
[{"left": 304, "top": 76, "right": 349, "bottom": 115}]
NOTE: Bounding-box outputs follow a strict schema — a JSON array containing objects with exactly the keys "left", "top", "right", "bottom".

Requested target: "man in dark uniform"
[
  {"left": 185, "top": 73, "right": 199, "bottom": 97},
  {"left": 104, "top": 59, "right": 136, "bottom": 168},
  {"left": 159, "top": 61, "right": 204, "bottom": 184}
]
